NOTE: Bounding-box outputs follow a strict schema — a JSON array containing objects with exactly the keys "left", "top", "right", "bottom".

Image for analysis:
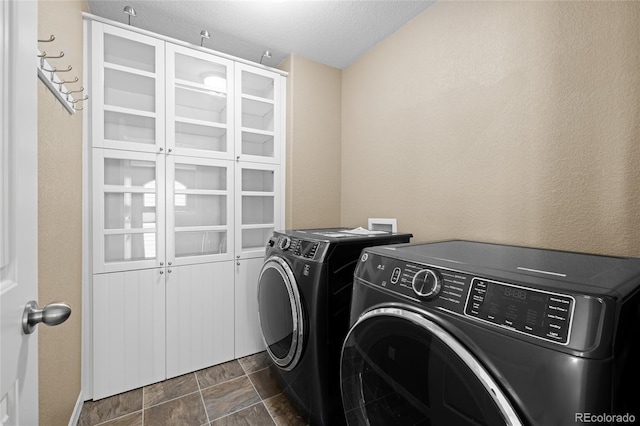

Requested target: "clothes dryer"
[
  {"left": 258, "top": 228, "right": 412, "bottom": 425},
  {"left": 341, "top": 241, "right": 640, "bottom": 425}
]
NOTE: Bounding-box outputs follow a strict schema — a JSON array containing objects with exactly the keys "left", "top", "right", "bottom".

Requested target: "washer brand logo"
[
  {"left": 303, "top": 264, "right": 310, "bottom": 276},
  {"left": 377, "top": 264, "right": 385, "bottom": 271},
  {"left": 575, "top": 413, "right": 636, "bottom": 424}
]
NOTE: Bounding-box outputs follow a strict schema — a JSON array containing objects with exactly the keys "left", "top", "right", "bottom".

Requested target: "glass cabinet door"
[
  {"left": 92, "top": 149, "right": 165, "bottom": 273},
  {"left": 91, "top": 23, "right": 165, "bottom": 153},
  {"left": 166, "top": 156, "right": 234, "bottom": 265},
  {"left": 235, "top": 64, "right": 281, "bottom": 164},
  {"left": 235, "top": 162, "right": 281, "bottom": 259},
  {"left": 166, "top": 45, "right": 234, "bottom": 159}
]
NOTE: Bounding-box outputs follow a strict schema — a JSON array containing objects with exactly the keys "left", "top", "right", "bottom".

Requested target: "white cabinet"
[
  {"left": 235, "top": 64, "right": 282, "bottom": 164},
  {"left": 87, "top": 18, "right": 284, "bottom": 399},
  {"left": 90, "top": 23, "right": 165, "bottom": 153},
  {"left": 166, "top": 262, "right": 235, "bottom": 378},
  {"left": 234, "top": 257, "right": 266, "bottom": 358},
  {"left": 166, "top": 44, "right": 234, "bottom": 160},
  {"left": 93, "top": 268, "right": 165, "bottom": 400}
]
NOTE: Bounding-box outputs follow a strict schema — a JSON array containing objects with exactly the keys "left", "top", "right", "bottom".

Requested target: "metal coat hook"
[
  {"left": 61, "top": 85, "right": 83, "bottom": 95},
  {"left": 38, "top": 35, "right": 55, "bottom": 43},
  {"left": 38, "top": 51, "right": 65, "bottom": 68},
  {"left": 54, "top": 77, "right": 79, "bottom": 91},
  {"left": 70, "top": 95, "right": 89, "bottom": 104}
]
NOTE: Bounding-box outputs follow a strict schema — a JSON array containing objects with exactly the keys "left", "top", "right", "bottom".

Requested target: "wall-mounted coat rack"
[{"left": 37, "top": 34, "right": 88, "bottom": 114}]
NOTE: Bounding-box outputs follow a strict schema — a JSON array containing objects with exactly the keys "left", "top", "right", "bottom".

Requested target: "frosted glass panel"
[
  {"left": 242, "top": 228, "right": 273, "bottom": 250},
  {"left": 242, "top": 132, "right": 274, "bottom": 158},
  {"left": 104, "top": 68, "right": 155, "bottom": 112},
  {"left": 104, "top": 34, "right": 155, "bottom": 73},
  {"left": 242, "top": 98, "right": 273, "bottom": 131},
  {"left": 242, "top": 71, "right": 274, "bottom": 100},
  {"left": 242, "top": 169, "right": 274, "bottom": 192},
  {"left": 175, "top": 122, "right": 227, "bottom": 153},
  {"left": 174, "top": 231, "right": 227, "bottom": 257},
  {"left": 175, "top": 87, "right": 227, "bottom": 124},
  {"left": 104, "top": 193, "right": 157, "bottom": 230},
  {"left": 242, "top": 196, "right": 274, "bottom": 224},
  {"left": 175, "top": 53, "right": 227, "bottom": 90},
  {"left": 174, "top": 195, "right": 226, "bottom": 227},
  {"left": 104, "top": 158, "right": 156, "bottom": 187},
  {"left": 105, "top": 233, "right": 157, "bottom": 262},
  {"left": 104, "top": 111, "right": 155, "bottom": 145},
  {"left": 175, "top": 163, "right": 226, "bottom": 191}
]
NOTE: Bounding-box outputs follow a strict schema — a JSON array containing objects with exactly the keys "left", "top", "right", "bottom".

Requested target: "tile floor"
[{"left": 78, "top": 352, "right": 307, "bottom": 426}]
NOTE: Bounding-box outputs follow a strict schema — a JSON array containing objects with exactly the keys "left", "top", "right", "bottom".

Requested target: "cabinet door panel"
[
  {"left": 93, "top": 149, "right": 165, "bottom": 273},
  {"left": 235, "top": 64, "right": 282, "bottom": 164},
  {"left": 234, "top": 257, "right": 266, "bottom": 358},
  {"left": 167, "top": 156, "right": 234, "bottom": 265},
  {"left": 166, "top": 44, "right": 234, "bottom": 159},
  {"left": 235, "top": 163, "right": 280, "bottom": 259},
  {"left": 93, "top": 269, "right": 166, "bottom": 399},
  {"left": 91, "top": 22, "right": 165, "bottom": 153},
  {"left": 166, "top": 262, "right": 235, "bottom": 378}
]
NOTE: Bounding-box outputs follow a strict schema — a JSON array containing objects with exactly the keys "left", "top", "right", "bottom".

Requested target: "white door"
[{"left": 0, "top": 1, "right": 39, "bottom": 425}]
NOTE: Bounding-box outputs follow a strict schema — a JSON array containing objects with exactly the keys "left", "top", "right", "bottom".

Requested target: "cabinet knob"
[
  {"left": 168, "top": 148, "right": 173, "bottom": 153},
  {"left": 168, "top": 262, "right": 172, "bottom": 266},
  {"left": 159, "top": 147, "right": 164, "bottom": 152},
  {"left": 168, "top": 269, "right": 172, "bottom": 273},
  {"left": 160, "top": 270, "right": 164, "bottom": 275},
  {"left": 237, "top": 262, "right": 240, "bottom": 266},
  {"left": 236, "top": 156, "right": 240, "bottom": 162},
  {"left": 160, "top": 262, "right": 164, "bottom": 266}
]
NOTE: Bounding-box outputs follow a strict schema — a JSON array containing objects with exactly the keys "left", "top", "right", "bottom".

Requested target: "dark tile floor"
[{"left": 78, "top": 352, "right": 307, "bottom": 426}]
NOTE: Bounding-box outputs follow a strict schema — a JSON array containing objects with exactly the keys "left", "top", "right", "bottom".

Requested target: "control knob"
[
  {"left": 412, "top": 269, "right": 442, "bottom": 299},
  {"left": 278, "top": 236, "right": 292, "bottom": 250}
]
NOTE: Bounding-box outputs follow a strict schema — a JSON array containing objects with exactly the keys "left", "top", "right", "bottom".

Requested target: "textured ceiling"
[{"left": 86, "top": 0, "right": 434, "bottom": 69}]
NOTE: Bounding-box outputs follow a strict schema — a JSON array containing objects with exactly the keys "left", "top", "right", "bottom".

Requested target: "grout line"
[
  {"left": 142, "top": 388, "right": 202, "bottom": 410},
  {"left": 92, "top": 410, "right": 142, "bottom": 426},
  {"left": 195, "top": 372, "right": 212, "bottom": 425},
  {"left": 141, "top": 385, "right": 145, "bottom": 426},
  {"left": 208, "top": 400, "right": 266, "bottom": 424},
  {"left": 240, "top": 360, "right": 280, "bottom": 426}
]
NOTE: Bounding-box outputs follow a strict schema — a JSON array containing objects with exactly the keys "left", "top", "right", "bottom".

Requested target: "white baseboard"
[{"left": 68, "top": 392, "right": 84, "bottom": 426}]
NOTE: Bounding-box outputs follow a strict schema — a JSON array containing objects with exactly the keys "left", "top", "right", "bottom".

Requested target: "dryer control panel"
[
  {"left": 357, "top": 252, "right": 575, "bottom": 345},
  {"left": 268, "top": 235, "right": 328, "bottom": 262}
]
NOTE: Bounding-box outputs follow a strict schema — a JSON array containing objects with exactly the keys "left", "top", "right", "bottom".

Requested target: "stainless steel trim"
[
  {"left": 257, "top": 256, "right": 305, "bottom": 371},
  {"left": 341, "top": 303, "right": 523, "bottom": 426}
]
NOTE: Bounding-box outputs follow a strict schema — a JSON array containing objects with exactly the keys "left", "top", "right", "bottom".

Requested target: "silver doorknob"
[{"left": 22, "top": 301, "right": 71, "bottom": 335}]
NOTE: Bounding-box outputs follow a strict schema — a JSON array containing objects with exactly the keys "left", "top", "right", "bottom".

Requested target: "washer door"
[
  {"left": 340, "top": 305, "right": 522, "bottom": 426},
  {"left": 257, "top": 256, "right": 305, "bottom": 371}
]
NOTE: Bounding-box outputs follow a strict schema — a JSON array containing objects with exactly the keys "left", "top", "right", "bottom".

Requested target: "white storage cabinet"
[{"left": 87, "top": 18, "right": 285, "bottom": 399}]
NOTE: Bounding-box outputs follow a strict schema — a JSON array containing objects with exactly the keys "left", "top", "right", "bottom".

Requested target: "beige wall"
[
  {"left": 341, "top": 1, "right": 640, "bottom": 257},
  {"left": 279, "top": 54, "right": 342, "bottom": 229},
  {"left": 38, "top": 0, "right": 88, "bottom": 424}
]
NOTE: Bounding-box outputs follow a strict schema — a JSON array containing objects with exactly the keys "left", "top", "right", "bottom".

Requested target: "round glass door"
[
  {"left": 257, "top": 256, "right": 304, "bottom": 371},
  {"left": 340, "top": 306, "right": 522, "bottom": 426}
]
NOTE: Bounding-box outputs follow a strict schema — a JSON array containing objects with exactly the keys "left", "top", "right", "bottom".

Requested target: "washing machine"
[
  {"left": 340, "top": 240, "right": 640, "bottom": 425},
  {"left": 257, "top": 228, "right": 412, "bottom": 425}
]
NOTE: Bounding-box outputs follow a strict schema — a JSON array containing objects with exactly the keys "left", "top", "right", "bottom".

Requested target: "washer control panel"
[
  {"left": 464, "top": 278, "right": 574, "bottom": 344},
  {"left": 356, "top": 252, "right": 575, "bottom": 345}
]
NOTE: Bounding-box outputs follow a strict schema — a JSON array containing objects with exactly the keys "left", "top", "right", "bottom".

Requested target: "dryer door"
[
  {"left": 340, "top": 305, "right": 522, "bottom": 426},
  {"left": 257, "top": 256, "right": 305, "bottom": 371}
]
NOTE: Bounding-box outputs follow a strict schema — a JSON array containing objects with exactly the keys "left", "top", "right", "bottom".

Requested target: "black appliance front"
[
  {"left": 341, "top": 241, "right": 640, "bottom": 426},
  {"left": 257, "top": 228, "right": 412, "bottom": 425}
]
